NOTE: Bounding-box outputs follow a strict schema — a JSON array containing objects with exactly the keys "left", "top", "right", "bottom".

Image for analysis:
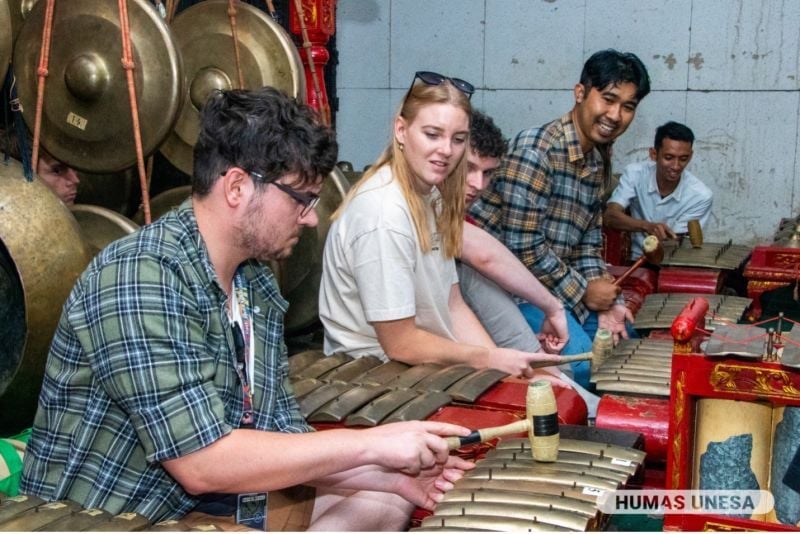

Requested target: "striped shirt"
[
  {"left": 468, "top": 112, "right": 614, "bottom": 322},
  {"left": 21, "top": 200, "right": 310, "bottom": 522}
]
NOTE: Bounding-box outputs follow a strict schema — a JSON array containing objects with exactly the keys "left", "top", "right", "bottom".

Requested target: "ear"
[
  {"left": 649, "top": 147, "right": 657, "bottom": 161},
  {"left": 394, "top": 115, "right": 408, "bottom": 146},
  {"left": 574, "top": 83, "right": 586, "bottom": 104},
  {"left": 220, "top": 167, "right": 251, "bottom": 207}
]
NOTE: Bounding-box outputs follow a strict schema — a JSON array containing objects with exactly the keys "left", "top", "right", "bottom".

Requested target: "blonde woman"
[{"left": 320, "top": 72, "right": 563, "bottom": 379}]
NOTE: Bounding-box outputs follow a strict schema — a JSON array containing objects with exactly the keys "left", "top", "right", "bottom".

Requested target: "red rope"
[
  {"left": 31, "top": 0, "right": 57, "bottom": 174},
  {"left": 227, "top": 0, "right": 245, "bottom": 89},
  {"left": 118, "top": 0, "right": 151, "bottom": 224}
]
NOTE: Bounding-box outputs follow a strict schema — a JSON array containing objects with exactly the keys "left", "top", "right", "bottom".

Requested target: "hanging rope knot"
[
  {"left": 36, "top": 67, "right": 49, "bottom": 77},
  {"left": 121, "top": 58, "right": 135, "bottom": 70},
  {"left": 227, "top": 6, "right": 237, "bottom": 17}
]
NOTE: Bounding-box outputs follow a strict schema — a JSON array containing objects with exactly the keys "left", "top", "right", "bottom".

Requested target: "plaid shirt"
[
  {"left": 21, "top": 200, "right": 310, "bottom": 522},
  {"left": 469, "top": 112, "right": 614, "bottom": 322}
]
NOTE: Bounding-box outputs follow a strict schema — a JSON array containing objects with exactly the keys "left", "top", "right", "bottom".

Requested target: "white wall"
[{"left": 334, "top": 0, "right": 800, "bottom": 245}]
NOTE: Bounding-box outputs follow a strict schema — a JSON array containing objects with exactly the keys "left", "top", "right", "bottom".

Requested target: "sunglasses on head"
[{"left": 409, "top": 71, "right": 475, "bottom": 100}]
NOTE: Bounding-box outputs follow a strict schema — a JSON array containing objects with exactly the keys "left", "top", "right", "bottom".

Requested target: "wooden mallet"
[
  {"left": 446, "top": 380, "right": 559, "bottom": 461},
  {"left": 612, "top": 234, "right": 664, "bottom": 287}
]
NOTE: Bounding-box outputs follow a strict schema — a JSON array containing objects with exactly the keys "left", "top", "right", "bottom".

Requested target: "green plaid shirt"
[
  {"left": 469, "top": 112, "right": 614, "bottom": 322},
  {"left": 21, "top": 200, "right": 310, "bottom": 522}
]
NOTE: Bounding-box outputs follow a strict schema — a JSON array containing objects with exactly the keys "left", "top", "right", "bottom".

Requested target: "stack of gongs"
[
  {"left": 1, "top": 0, "right": 319, "bottom": 430},
  {"left": 13, "top": 0, "right": 183, "bottom": 173}
]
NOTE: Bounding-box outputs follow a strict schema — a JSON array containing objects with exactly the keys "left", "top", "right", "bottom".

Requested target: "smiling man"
[
  {"left": 468, "top": 50, "right": 650, "bottom": 383},
  {"left": 605, "top": 121, "right": 712, "bottom": 258}
]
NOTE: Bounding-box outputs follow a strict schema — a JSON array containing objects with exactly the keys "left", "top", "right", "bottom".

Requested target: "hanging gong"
[
  {"left": 12, "top": 0, "right": 183, "bottom": 173},
  {"left": 71, "top": 204, "right": 139, "bottom": 255},
  {"left": 160, "top": 0, "right": 305, "bottom": 176},
  {"left": 6, "top": 0, "right": 36, "bottom": 44},
  {"left": 132, "top": 184, "right": 191, "bottom": 225},
  {"left": 272, "top": 167, "right": 350, "bottom": 335},
  {"left": 0, "top": 0, "right": 10, "bottom": 82},
  {"left": 0, "top": 158, "right": 93, "bottom": 433}
]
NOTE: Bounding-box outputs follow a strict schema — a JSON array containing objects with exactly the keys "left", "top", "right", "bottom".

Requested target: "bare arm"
[
  {"left": 461, "top": 222, "right": 563, "bottom": 316},
  {"left": 605, "top": 202, "right": 677, "bottom": 241},
  {"left": 162, "top": 420, "right": 470, "bottom": 496},
  {"left": 371, "top": 284, "right": 559, "bottom": 376}
]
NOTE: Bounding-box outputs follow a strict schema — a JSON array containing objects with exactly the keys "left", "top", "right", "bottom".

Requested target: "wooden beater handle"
[
  {"left": 529, "top": 352, "right": 592, "bottom": 369},
  {"left": 612, "top": 256, "right": 646, "bottom": 287},
  {"left": 446, "top": 419, "right": 530, "bottom": 450}
]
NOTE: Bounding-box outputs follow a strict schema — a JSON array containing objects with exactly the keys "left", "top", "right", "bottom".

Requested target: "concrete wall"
[{"left": 334, "top": 0, "right": 800, "bottom": 245}]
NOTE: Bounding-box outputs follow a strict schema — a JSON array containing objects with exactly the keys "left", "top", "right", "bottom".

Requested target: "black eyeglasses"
[
  {"left": 250, "top": 171, "right": 320, "bottom": 218},
  {"left": 410, "top": 71, "right": 475, "bottom": 100}
]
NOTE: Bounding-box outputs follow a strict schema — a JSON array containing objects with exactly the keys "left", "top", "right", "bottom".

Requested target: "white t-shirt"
[
  {"left": 608, "top": 160, "right": 713, "bottom": 257},
  {"left": 319, "top": 165, "right": 459, "bottom": 360}
]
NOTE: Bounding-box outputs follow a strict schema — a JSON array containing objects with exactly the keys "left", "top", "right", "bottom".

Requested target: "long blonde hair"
[{"left": 334, "top": 80, "right": 471, "bottom": 259}]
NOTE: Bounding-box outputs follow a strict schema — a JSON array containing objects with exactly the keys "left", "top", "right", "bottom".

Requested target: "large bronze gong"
[
  {"left": 0, "top": 158, "right": 92, "bottom": 433},
  {"left": 272, "top": 167, "right": 349, "bottom": 334},
  {"left": 13, "top": 0, "right": 183, "bottom": 172},
  {"left": 5, "top": 0, "right": 36, "bottom": 44},
  {"left": 0, "top": 0, "right": 11, "bottom": 82},
  {"left": 160, "top": 0, "right": 305, "bottom": 176},
  {"left": 71, "top": 204, "right": 139, "bottom": 255}
]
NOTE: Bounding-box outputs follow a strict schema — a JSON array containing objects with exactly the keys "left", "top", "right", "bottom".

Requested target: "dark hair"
[
  {"left": 579, "top": 49, "right": 651, "bottom": 102},
  {"left": 192, "top": 87, "right": 338, "bottom": 196},
  {"left": 470, "top": 110, "right": 507, "bottom": 159},
  {"left": 654, "top": 121, "right": 695, "bottom": 149}
]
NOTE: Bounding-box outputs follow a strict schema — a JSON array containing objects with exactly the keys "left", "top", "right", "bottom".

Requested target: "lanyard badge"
[
  {"left": 236, "top": 492, "right": 267, "bottom": 530},
  {"left": 232, "top": 272, "right": 255, "bottom": 427}
]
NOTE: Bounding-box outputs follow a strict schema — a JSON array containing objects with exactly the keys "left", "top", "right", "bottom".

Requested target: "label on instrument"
[
  {"left": 66, "top": 112, "right": 88, "bottom": 130},
  {"left": 236, "top": 492, "right": 267, "bottom": 531},
  {"left": 583, "top": 487, "right": 606, "bottom": 497},
  {"left": 611, "top": 457, "right": 634, "bottom": 467}
]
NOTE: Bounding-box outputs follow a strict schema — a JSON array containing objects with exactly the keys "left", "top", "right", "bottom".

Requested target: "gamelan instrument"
[
  {"left": 633, "top": 292, "right": 752, "bottom": 330},
  {"left": 159, "top": 0, "right": 305, "bottom": 176},
  {"left": 288, "top": 350, "right": 509, "bottom": 425},
  {"left": 13, "top": 0, "right": 183, "bottom": 173},
  {"left": 0, "top": 158, "right": 93, "bottom": 433},
  {"left": 414, "top": 432, "right": 647, "bottom": 532},
  {"left": 590, "top": 338, "right": 673, "bottom": 397},
  {"left": 744, "top": 213, "right": 800, "bottom": 320},
  {"left": 0, "top": 493, "right": 257, "bottom": 531},
  {"left": 660, "top": 239, "right": 752, "bottom": 270},
  {"left": 665, "top": 298, "right": 800, "bottom": 531}
]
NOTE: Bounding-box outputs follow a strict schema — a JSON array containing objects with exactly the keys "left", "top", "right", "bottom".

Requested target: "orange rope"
[
  {"left": 166, "top": 0, "right": 178, "bottom": 24},
  {"left": 264, "top": 0, "right": 277, "bottom": 18},
  {"left": 118, "top": 0, "right": 151, "bottom": 224},
  {"left": 292, "top": 0, "right": 330, "bottom": 125},
  {"left": 227, "top": 0, "right": 245, "bottom": 89},
  {"left": 31, "top": 0, "right": 57, "bottom": 174}
]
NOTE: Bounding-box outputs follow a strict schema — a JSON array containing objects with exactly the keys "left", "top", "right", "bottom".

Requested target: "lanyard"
[{"left": 231, "top": 271, "right": 254, "bottom": 427}]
